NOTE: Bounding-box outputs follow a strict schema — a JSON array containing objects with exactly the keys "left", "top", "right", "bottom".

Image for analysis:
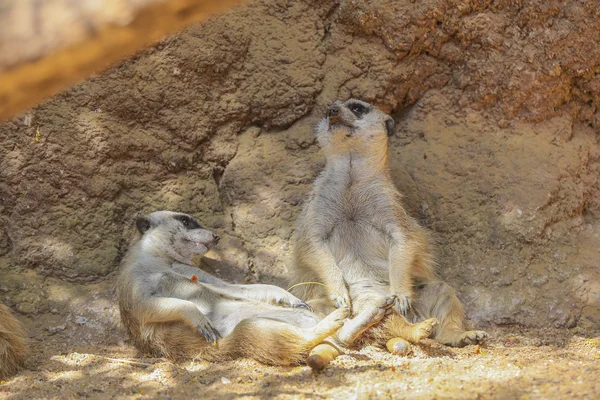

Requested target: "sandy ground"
[{"left": 2, "top": 301, "right": 599, "bottom": 399}]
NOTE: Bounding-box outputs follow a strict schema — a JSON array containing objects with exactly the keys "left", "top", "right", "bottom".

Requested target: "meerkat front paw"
[
  {"left": 277, "top": 293, "right": 313, "bottom": 311},
  {"left": 393, "top": 294, "right": 412, "bottom": 316},
  {"left": 266, "top": 286, "right": 313, "bottom": 311},
  {"left": 189, "top": 315, "right": 221, "bottom": 343},
  {"left": 287, "top": 298, "right": 313, "bottom": 311}
]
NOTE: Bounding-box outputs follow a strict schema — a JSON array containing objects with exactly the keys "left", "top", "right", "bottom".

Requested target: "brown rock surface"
[{"left": 1, "top": 0, "right": 599, "bottom": 397}]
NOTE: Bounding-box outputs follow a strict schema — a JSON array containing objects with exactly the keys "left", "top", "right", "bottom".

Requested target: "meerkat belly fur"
[
  {"left": 117, "top": 211, "right": 348, "bottom": 365},
  {"left": 290, "top": 99, "right": 487, "bottom": 365},
  {"left": 0, "top": 304, "right": 27, "bottom": 380}
]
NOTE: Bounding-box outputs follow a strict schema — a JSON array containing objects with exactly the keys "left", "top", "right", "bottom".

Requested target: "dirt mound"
[{"left": 0, "top": 0, "right": 600, "bottom": 396}]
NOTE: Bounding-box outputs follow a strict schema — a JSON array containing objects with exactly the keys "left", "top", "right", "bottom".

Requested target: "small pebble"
[{"left": 46, "top": 324, "right": 66, "bottom": 335}]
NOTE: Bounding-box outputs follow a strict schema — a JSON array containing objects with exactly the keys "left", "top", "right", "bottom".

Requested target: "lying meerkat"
[
  {"left": 290, "top": 99, "right": 487, "bottom": 367},
  {"left": 0, "top": 304, "right": 27, "bottom": 380},
  {"left": 117, "top": 210, "right": 350, "bottom": 365}
]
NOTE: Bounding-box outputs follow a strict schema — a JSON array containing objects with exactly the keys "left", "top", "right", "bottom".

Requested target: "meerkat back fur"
[
  {"left": 0, "top": 304, "right": 27, "bottom": 380},
  {"left": 117, "top": 211, "right": 348, "bottom": 365},
  {"left": 290, "top": 99, "right": 487, "bottom": 366}
]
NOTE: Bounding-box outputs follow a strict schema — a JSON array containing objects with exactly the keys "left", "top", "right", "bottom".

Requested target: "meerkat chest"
[
  {"left": 311, "top": 173, "right": 397, "bottom": 279},
  {"left": 314, "top": 178, "right": 395, "bottom": 227},
  {"left": 314, "top": 180, "right": 396, "bottom": 258}
]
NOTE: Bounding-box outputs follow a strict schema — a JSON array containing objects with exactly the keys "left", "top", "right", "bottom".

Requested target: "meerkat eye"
[
  {"left": 348, "top": 102, "right": 368, "bottom": 118},
  {"left": 175, "top": 215, "right": 202, "bottom": 230}
]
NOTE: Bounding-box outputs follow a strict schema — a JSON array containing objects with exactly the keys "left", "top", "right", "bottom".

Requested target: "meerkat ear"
[
  {"left": 385, "top": 118, "right": 396, "bottom": 137},
  {"left": 136, "top": 216, "right": 151, "bottom": 234}
]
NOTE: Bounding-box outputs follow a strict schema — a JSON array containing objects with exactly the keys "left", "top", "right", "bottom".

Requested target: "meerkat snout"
[
  {"left": 324, "top": 100, "right": 357, "bottom": 130},
  {"left": 327, "top": 104, "right": 342, "bottom": 122}
]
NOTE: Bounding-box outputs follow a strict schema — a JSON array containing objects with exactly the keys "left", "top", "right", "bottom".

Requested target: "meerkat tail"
[
  {"left": 0, "top": 304, "right": 28, "bottom": 381},
  {"left": 307, "top": 343, "right": 341, "bottom": 371}
]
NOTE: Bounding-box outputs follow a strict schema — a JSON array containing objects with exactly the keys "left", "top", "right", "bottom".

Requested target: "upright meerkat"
[
  {"left": 0, "top": 304, "right": 27, "bottom": 380},
  {"left": 290, "top": 99, "right": 487, "bottom": 366},
  {"left": 117, "top": 210, "right": 350, "bottom": 365}
]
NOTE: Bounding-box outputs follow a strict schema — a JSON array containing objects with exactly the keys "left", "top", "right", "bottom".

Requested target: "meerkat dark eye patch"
[
  {"left": 175, "top": 215, "right": 202, "bottom": 230},
  {"left": 385, "top": 118, "right": 396, "bottom": 137},
  {"left": 136, "top": 217, "right": 151, "bottom": 234},
  {"left": 347, "top": 102, "right": 369, "bottom": 118}
]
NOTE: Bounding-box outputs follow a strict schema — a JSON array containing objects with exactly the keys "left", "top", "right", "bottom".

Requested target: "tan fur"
[
  {"left": 149, "top": 311, "right": 347, "bottom": 365},
  {"left": 117, "top": 211, "right": 348, "bottom": 366},
  {"left": 290, "top": 100, "right": 487, "bottom": 366},
  {"left": 0, "top": 304, "right": 27, "bottom": 380}
]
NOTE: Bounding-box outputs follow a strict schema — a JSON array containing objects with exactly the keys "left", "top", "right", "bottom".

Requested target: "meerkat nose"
[{"left": 327, "top": 105, "right": 341, "bottom": 118}]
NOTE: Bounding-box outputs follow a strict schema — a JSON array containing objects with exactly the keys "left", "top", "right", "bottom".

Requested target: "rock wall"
[{"left": 1, "top": 0, "right": 599, "bottom": 329}]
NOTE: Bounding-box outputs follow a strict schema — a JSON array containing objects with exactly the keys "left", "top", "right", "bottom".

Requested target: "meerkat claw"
[
  {"left": 294, "top": 302, "right": 313, "bottom": 312},
  {"left": 195, "top": 320, "right": 221, "bottom": 343},
  {"left": 383, "top": 295, "right": 396, "bottom": 307},
  {"left": 333, "top": 295, "right": 352, "bottom": 310},
  {"left": 393, "top": 295, "right": 411, "bottom": 316}
]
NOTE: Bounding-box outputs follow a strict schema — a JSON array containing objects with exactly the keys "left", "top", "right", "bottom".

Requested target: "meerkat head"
[
  {"left": 134, "top": 211, "right": 219, "bottom": 264},
  {"left": 316, "top": 99, "right": 395, "bottom": 156}
]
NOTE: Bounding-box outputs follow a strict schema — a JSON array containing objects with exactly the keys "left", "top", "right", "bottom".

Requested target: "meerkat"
[
  {"left": 289, "top": 99, "right": 487, "bottom": 368},
  {"left": 0, "top": 304, "right": 27, "bottom": 380},
  {"left": 117, "top": 210, "right": 351, "bottom": 365}
]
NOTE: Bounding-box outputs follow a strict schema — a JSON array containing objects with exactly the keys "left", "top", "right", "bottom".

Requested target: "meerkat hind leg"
[
  {"left": 382, "top": 314, "right": 439, "bottom": 344},
  {"left": 412, "top": 282, "right": 488, "bottom": 347},
  {"left": 302, "top": 306, "right": 350, "bottom": 347},
  {"left": 304, "top": 307, "right": 352, "bottom": 371},
  {"left": 336, "top": 295, "right": 395, "bottom": 346},
  {"left": 307, "top": 296, "right": 394, "bottom": 371},
  {"left": 219, "top": 307, "right": 349, "bottom": 366}
]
